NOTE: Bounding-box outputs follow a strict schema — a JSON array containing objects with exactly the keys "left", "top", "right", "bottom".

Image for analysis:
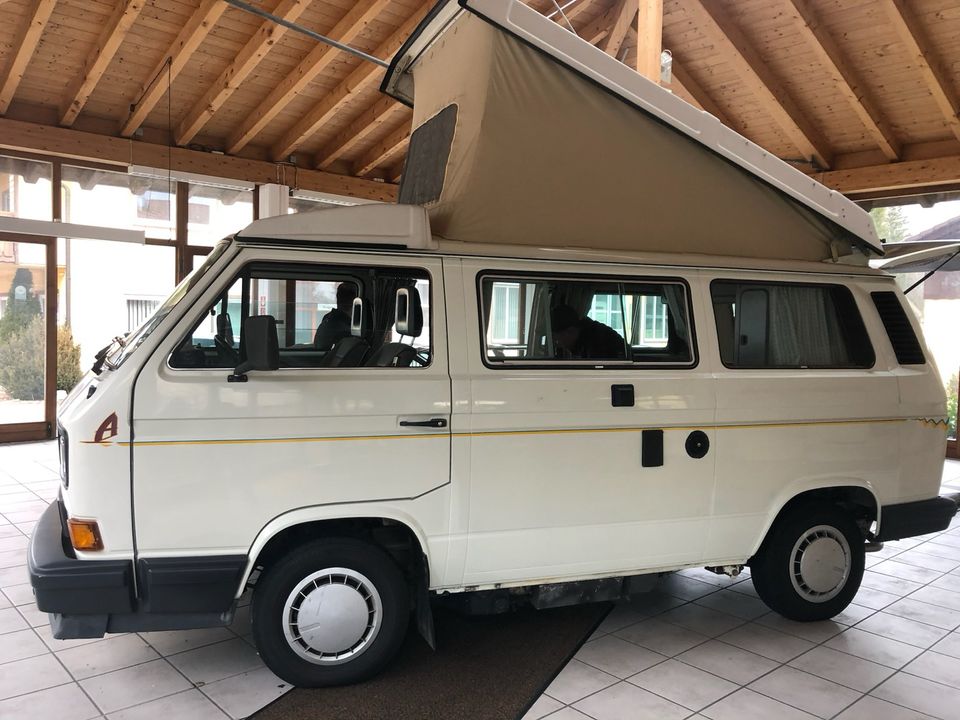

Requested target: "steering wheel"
[{"left": 214, "top": 335, "right": 240, "bottom": 366}]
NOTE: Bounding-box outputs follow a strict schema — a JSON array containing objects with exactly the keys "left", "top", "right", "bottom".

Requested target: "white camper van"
[{"left": 29, "top": 0, "right": 955, "bottom": 688}]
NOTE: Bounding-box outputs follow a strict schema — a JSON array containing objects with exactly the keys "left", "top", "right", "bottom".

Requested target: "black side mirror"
[{"left": 228, "top": 315, "right": 280, "bottom": 382}]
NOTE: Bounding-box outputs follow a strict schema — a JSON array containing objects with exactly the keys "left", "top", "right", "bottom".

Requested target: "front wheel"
[
  {"left": 251, "top": 538, "right": 410, "bottom": 687},
  {"left": 750, "top": 502, "right": 865, "bottom": 622}
]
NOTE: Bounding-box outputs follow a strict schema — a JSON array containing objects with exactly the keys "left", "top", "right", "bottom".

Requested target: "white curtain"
[{"left": 767, "top": 286, "right": 849, "bottom": 366}]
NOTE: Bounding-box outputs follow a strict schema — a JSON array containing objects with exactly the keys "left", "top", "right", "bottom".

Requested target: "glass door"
[
  {"left": 949, "top": 369, "right": 958, "bottom": 459},
  {"left": 0, "top": 233, "right": 57, "bottom": 442}
]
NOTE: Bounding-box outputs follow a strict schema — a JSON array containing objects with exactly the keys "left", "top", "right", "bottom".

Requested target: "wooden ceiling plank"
[
  {"left": 226, "top": 0, "right": 391, "bottom": 155},
  {"left": 600, "top": 0, "right": 635, "bottom": 58},
  {"left": 579, "top": 4, "right": 618, "bottom": 45},
  {"left": 816, "top": 154, "right": 960, "bottom": 196},
  {"left": 270, "top": 1, "right": 431, "bottom": 162},
  {"left": 635, "top": 0, "right": 662, "bottom": 82},
  {"left": 785, "top": 0, "right": 899, "bottom": 161},
  {"left": 60, "top": 0, "right": 146, "bottom": 126},
  {"left": 687, "top": 0, "right": 833, "bottom": 170},
  {"left": 121, "top": 0, "right": 228, "bottom": 137},
  {"left": 880, "top": 0, "right": 960, "bottom": 144},
  {"left": 0, "top": 0, "right": 57, "bottom": 115},
  {"left": 175, "top": 0, "right": 309, "bottom": 147},
  {"left": 0, "top": 115, "right": 397, "bottom": 201},
  {"left": 352, "top": 112, "right": 413, "bottom": 176},
  {"left": 669, "top": 60, "right": 734, "bottom": 128},
  {"left": 315, "top": 95, "right": 405, "bottom": 169}
]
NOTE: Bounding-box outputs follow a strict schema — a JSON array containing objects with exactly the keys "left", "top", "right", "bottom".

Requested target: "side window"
[
  {"left": 170, "top": 263, "right": 431, "bottom": 369},
  {"left": 480, "top": 275, "right": 694, "bottom": 366},
  {"left": 711, "top": 280, "right": 874, "bottom": 369},
  {"left": 871, "top": 291, "right": 925, "bottom": 365}
]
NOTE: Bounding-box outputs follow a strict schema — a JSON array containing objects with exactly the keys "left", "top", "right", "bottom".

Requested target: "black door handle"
[{"left": 399, "top": 418, "right": 448, "bottom": 428}]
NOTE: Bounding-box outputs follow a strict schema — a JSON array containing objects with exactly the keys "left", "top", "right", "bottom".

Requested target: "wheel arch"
[{"left": 748, "top": 479, "right": 881, "bottom": 559}]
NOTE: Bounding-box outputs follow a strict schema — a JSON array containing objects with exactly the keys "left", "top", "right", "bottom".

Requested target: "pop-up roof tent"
[{"left": 381, "top": 0, "right": 883, "bottom": 263}]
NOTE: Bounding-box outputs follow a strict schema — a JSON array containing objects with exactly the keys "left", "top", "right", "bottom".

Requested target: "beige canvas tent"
[{"left": 382, "top": 0, "right": 882, "bottom": 263}]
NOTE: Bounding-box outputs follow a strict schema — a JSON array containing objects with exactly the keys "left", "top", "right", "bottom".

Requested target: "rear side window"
[
  {"left": 871, "top": 291, "right": 925, "bottom": 365},
  {"left": 711, "top": 281, "right": 874, "bottom": 369},
  {"left": 479, "top": 274, "right": 695, "bottom": 367}
]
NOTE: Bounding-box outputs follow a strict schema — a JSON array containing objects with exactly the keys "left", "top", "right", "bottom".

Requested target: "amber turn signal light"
[{"left": 67, "top": 519, "right": 104, "bottom": 551}]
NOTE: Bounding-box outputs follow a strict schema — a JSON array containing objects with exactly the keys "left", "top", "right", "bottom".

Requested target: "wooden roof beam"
[
  {"left": 352, "top": 112, "right": 413, "bottom": 177},
  {"left": 176, "top": 0, "right": 309, "bottom": 147},
  {"left": 60, "top": 0, "right": 145, "bottom": 126},
  {"left": 687, "top": 0, "right": 833, "bottom": 170},
  {"left": 579, "top": 4, "right": 619, "bottom": 45},
  {"left": 226, "top": 0, "right": 390, "bottom": 155},
  {"left": 315, "top": 96, "right": 405, "bottom": 170},
  {"left": 785, "top": 0, "right": 899, "bottom": 161},
  {"left": 880, "top": 0, "right": 960, "bottom": 143},
  {"left": 669, "top": 60, "right": 735, "bottom": 128},
  {"left": 0, "top": 0, "right": 57, "bottom": 115},
  {"left": 271, "top": 1, "right": 431, "bottom": 162},
  {"left": 600, "top": 0, "right": 635, "bottom": 59},
  {"left": 635, "top": 0, "right": 662, "bottom": 83},
  {"left": 121, "top": 0, "right": 227, "bottom": 137}
]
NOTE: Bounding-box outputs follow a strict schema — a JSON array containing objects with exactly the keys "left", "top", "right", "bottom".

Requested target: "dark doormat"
[{"left": 251, "top": 602, "right": 611, "bottom": 720}]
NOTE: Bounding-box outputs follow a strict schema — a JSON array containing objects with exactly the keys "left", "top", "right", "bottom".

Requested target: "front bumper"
[{"left": 876, "top": 494, "right": 960, "bottom": 542}]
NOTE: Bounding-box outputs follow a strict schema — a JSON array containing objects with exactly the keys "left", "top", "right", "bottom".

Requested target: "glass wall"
[
  {"left": 0, "top": 155, "right": 52, "bottom": 220},
  {"left": 187, "top": 185, "right": 254, "bottom": 246}
]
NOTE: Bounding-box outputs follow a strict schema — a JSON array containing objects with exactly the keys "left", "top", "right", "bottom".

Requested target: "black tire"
[
  {"left": 251, "top": 538, "right": 410, "bottom": 687},
  {"left": 750, "top": 502, "right": 865, "bottom": 622}
]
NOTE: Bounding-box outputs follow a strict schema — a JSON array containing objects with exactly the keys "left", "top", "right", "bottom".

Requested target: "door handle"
[{"left": 399, "top": 418, "right": 448, "bottom": 428}]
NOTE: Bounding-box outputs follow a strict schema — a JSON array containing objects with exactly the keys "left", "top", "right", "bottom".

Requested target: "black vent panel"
[{"left": 871, "top": 291, "right": 925, "bottom": 365}]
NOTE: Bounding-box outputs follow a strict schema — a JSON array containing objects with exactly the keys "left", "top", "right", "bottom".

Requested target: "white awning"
[{"left": 873, "top": 241, "right": 960, "bottom": 273}]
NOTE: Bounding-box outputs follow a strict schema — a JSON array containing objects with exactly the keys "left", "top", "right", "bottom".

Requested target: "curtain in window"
[
  {"left": 662, "top": 285, "right": 689, "bottom": 341},
  {"left": 767, "top": 286, "right": 848, "bottom": 366}
]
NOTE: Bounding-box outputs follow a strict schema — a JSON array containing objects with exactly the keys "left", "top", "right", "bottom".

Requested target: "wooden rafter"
[
  {"left": 226, "top": 0, "right": 390, "bottom": 155},
  {"left": 686, "top": 0, "right": 833, "bottom": 169},
  {"left": 670, "top": 60, "right": 734, "bottom": 128},
  {"left": 880, "top": 0, "right": 960, "bottom": 143},
  {"left": 316, "top": 96, "right": 405, "bottom": 170},
  {"left": 60, "top": 0, "right": 145, "bottom": 126},
  {"left": 121, "top": 0, "right": 227, "bottom": 137},
  {"left": 578, "top": 4, "right": 619, "bottom": 45},
  {"left": 271, "top": 1, "right": 431, "bottom": 162},
  {"left": 600, "top": 0, "right": 635, "bottom": 58},
  {"left": 0, "top": 0, "right": 57, "bottom": 115},
  {"left": 352, "top": 112, "right": 413, "bottom": 177},
  {"left": 785, "top": 0, "right": 899, "bottom": 161},
  {"left": 549, "top": 0, "right": 596, "bottom": 29},
  {"left": 635, "top": 0, "right": 662, "bottom": 82},
  {"left": 176, "top": 0, "right": 309, "bottom": 147},
  {"left": 816, "top": 154, "right": 960, "bottom": 197}
]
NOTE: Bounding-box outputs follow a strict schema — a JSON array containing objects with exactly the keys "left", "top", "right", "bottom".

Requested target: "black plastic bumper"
[
  {"left": 876, "top": 495, "right": 960, "bottom": 542},
  {"left": 28, "top": 501, "right": 133, "bottom": 615}
]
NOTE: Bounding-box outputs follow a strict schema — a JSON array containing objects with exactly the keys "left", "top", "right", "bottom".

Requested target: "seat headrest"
[
  {"left": 396, "top": 285, "right": 424, "bottom": 337},
  {"left": 350, "top": 297, "right": 372, "bottom": 337}
]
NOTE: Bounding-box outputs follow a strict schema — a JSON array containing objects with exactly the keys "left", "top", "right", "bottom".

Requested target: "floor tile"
[
  {"left": 0, "top": 681, "right": 100, "bottom": 720},
  {"left": 166, "top": 637, "right": 262, "bottom": 686},
  {"left": 574, "top": 634, "right": 666, "bottom": 679},
  {"left": 544, "top": 659, "right": 619, "bottom": 705},
  {"left": 835, "top": 695, "right": 938, "bottom": 720},
  {"left": 35, "top": 623, "right": 103, "bottom": 652},
  {"left": 106, "top": 688, "right": 230, "bottom": 720},
  {"left": 700, "top": 688, "right": 818, "bottom": 720},
  {"left": 521, "top": 694, "right": 564, "bottom": 720},
  {"left": 929, "top": 632, "right": 960, "bottom": 659},
  {"left": 833, "top": 603, "right": 877, "bottom": 626},
  {"left": 930, "top": 573, "right": 960, "bottom": 593},
  {"left": 825, "top": 628, "right": 924, "bottom": 668},
  {"left": 788, "top": 645, "right": 894, "bottom": 692},
  {"left": 928, "top": 533, "right": 960, "bottom": 550},
  {"left": 572, "top": 680, "right": 689, "bottom": 720},
  {"left": 57, "top": 634, "right": 159, "bottom": 680},
  {"left": 0, "top": 605, "right": 29, "bottom": 634},
  {"left": 884, "top": 598, "right": 960, "bottom": 631},
  {"left": 629, "top": 657, "right": 738, "bottom": 711},
  {"left": 725, "top": 578, "right": 760, "bottom": 598},
  {"left": 656, "top": 574, "right": 719, "bottom": 601},
  {"left": 139, "top": 627, "right": 235, "bottom": 657},
  {"left": 678, "top": 567, "right": 745, "bottom": 587},
  {"left": 677, "top": 639, "right": 778, "bottom": 685},
  {"left": 17, "top": 601, "right": 51, "bottom": 628},
  {"left": 0, "top": 565, "right": 28, "bottom": 588},
  {"left": 2, "top": 582, "right": 35, "bottom": 607},
  {"left": 749, "top": 665, "right": 861, "bottom": 718},
  {"left": 540, "top": 709, "right": 592, "bottom": 720},
  {"left": 0, "top": 652, "right": 72, "bottom": 700},
  {"left": 718, "top": 622, "right": 815, "bottom": 662},
  {"left": 910, "top": 586, "right": 960, "bottom": 612},
  {"left": 853, "top": 586, "right": 902, "bottom": 610},
  {"left": 897, "top": 549, "right": 960, "bottom": 572},
  {"left": 860, "top": 572, "right": 924, "bottom": 597},
  {"left": 855, "top": 612, "right": 948, "bottom": 648},
  {"left": 755, "top": 612, "right": 846, "bottom": 644},
  {"left": 902, "top": 650, "right": 960, "bottom": 690},
  {"left": 870, "top": 560, "right": 943, "bottom": 584},
  {"left": 694, "top": 589, "right": 768, "bottom": 621},
  {"left": 0, "top": 627, "right": 48, "bottom": 664},
  {"left": 592, "top": 603, "right": 648, "bottom": 637},
  {"left": 659, "top": 603, "right": 746, "bottom": 637},
  {"left": 624, "top": 590, "right": 687, "bottom": 617},
  {"left": 199, "top": 667, "right": 290, "bottom": 720},
  {"left": 872, "top": 671, "right": 960, "bottom": 720},
  {"left": 79, "top": 659, "right": 191, "bottom": 714},
  {"left": 615, "top": 618, "right": 709, "bottom": 657}
]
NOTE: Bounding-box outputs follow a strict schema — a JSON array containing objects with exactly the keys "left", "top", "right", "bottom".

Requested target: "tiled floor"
[
  {"left": 526, "top": 458, "right": 960, "bottom": 720},
  {"left": 2, "top": 439, "right": 959, "bottom": 720},
  {"left": 0, "top": 440, "right": 290, "bottom": 720}
]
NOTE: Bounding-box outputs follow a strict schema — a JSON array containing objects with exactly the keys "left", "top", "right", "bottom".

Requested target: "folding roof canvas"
[{"left": 382, "top": 0, "right": 882, "bottom": 263}]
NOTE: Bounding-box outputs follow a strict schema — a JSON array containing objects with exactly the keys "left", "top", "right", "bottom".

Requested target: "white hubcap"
[
  {"left": 790, "top": 525, "right": 851, "bottom": 603},
  {"left": 282, "top": 568, "right": 382, "bottom": 665}
]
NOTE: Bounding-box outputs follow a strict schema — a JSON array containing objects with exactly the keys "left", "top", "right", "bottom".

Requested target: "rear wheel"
[
  {"left": 750, "top": 502, "right": 865, "bottom": 621},
  {"left": 251, "top": 538, "right": 410, "bottom": 687}
]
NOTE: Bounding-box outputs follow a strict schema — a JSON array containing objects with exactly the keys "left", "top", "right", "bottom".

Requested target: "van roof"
[
  {"left": 377, "top": 0, "right": 881, "bottom": 264},
  {"left": 236, "top": 204, "right": 888, "bottom": 278}
]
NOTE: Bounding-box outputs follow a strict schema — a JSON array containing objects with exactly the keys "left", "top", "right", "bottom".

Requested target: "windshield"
[{"left": 108, "top": 238, "right": 233, "bottom": 368}]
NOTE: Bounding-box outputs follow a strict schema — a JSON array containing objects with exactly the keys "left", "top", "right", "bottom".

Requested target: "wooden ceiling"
[{"left": 0, "top": 0, "right": 959, "bottom": 203}]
